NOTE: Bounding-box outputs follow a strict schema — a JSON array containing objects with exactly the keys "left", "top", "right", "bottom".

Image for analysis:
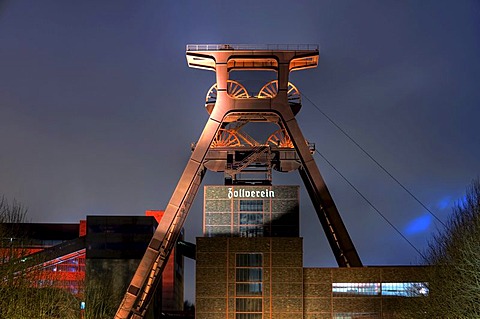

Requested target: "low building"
[
  {"left": 196, "top": 185, "right": 428, "bottom": 319},
  {"left": 0, "top": 211, "right": 185, "bottom": 318}
]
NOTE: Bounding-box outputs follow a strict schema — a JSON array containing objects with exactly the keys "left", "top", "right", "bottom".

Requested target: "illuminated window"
[
  {"left": 332, "top": 283, "right": 380, "bottom": 296},
  {"left": 332, "top": 282, "right": 429, "bottom": 297},
  {"left": 236, "top": 253, "right": 262, "bottom": 319},
  {"left": 381, "top": 282, "right": 429, "bottom": 296}
]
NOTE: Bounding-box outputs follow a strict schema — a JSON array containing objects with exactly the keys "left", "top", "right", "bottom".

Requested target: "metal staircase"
[{"left": 226, "top": 145, "right": 270, "bottom": 173}]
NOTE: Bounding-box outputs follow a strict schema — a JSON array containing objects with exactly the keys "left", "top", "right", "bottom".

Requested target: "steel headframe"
[{"left": 115, "top": 45, "right": 362, "bottom": 319}]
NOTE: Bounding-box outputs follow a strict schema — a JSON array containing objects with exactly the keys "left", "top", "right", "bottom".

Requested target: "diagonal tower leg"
[
  {"left": 276, "top": 61, "right": 362, "bottom": 268},
  {"left": 114, "top": 117, "right": 223, "bottom": 319},
  {"left": 280, "top": 113, "right": 362, "bottom": 267}
]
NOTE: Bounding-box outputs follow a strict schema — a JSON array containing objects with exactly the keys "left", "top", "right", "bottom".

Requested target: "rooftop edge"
[{"left": 186, "top": 44, "right": 319, "bottom": 52}]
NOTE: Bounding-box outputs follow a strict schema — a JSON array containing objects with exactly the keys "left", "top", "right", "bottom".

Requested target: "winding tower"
[{"left": 115, "top": 44, "right": 362, "bottom": 319}]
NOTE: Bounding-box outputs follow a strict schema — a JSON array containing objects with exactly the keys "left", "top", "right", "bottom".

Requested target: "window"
[
  {"left": 236, "top": 253, "right": 262, "bottom": 267},
  {"left": 236, "top": 298, "right": 262, "bottom": 311},
  {"left": 381, "top": 282, "right": 429, "bottom": 296},
  {"left": 239, "top": 204, "right": 264, "bottom": 237},
  {"left": 332, "top": 282, "right": 429, "bottom": 297},
  {"left": 332, "top": 283, "right": 380, "bottom": 296},
  {"left": 236, "top": 253, "right": 263, "bottom": 319},
  {"left": 239, "top": 200, "right": 263, "bottom": 212},
  {"left": 236, "top": 268, "right": 262, "bottom": 282},
  {"left": 239, "top": 226, "right": 263, "bottom": 237},
  {"left": 240, "top": 213, "right": 263, "bottom": 225},
  {"left": 236, "top": 283, "right": 263, "bottom": 296}
]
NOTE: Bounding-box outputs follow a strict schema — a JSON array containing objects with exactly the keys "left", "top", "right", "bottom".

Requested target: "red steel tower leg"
[{"left": 114, "top": 118, "right": 219, "bottom": 318}]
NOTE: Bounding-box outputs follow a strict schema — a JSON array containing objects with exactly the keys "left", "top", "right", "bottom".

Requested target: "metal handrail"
[{"left": 186, "top": 44, "right": 319, "bottom": 51}]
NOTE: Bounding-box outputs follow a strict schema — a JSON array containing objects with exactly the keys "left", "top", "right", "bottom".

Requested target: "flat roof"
[{"left": 186, "top": 44, "right": 319, "bottom": 52}]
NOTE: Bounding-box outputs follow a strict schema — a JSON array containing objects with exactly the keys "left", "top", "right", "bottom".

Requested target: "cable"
[
  {"left": 302, "top": 92, "right": 446, "bottom": 228},
  {"left": 314, "top": 149, "right": 426, "bottom": 260}
]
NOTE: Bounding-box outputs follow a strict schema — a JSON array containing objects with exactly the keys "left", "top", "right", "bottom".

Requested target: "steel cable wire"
[{"left": 301, "top": 92, "right": 446, "bottom": 229}]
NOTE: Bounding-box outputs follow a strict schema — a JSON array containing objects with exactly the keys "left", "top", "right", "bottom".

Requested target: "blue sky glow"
[{"left": 405, "top": 214, "right": 432, "bottom": 236}]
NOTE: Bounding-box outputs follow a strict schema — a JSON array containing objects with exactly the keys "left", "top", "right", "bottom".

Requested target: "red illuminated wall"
[
  {"left": 0, "top": 252, "right": 86, "bottom": 297},
  {"left": 1, "top": 214, "right": 182, "bottom": 310},
  {"left": 37, "top": 252, "right": 86, "bottom": 296}
]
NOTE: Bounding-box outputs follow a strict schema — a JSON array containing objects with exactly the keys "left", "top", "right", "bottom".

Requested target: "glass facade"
[
  {"left": 332, "top": 283, "right": 380, "bottom": 296},
  {"left": 332, "top": 282, "right": 429, "bottom": 297},
  {"left": 236, "top": 253, "right": 263, "bottom": 319},
  {"left": 381, "top": 282, "right": 429, "bottom": 296}
]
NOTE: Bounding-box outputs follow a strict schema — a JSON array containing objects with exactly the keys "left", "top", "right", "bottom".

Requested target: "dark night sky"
[{"left": 1, "top": 1, "right": 479, "bottom": 301}]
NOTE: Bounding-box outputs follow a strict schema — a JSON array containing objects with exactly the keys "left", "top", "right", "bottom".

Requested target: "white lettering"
[{"left": 227, "top": 187, "right": 275, "bottom": 198}]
